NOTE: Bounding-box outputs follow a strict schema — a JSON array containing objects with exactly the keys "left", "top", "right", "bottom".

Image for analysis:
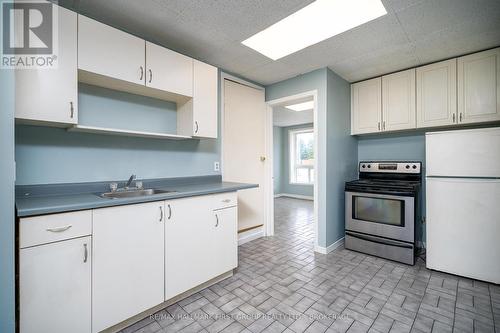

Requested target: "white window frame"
[{"left": 289, "top": 128, "right": 314, "bottom": 185}]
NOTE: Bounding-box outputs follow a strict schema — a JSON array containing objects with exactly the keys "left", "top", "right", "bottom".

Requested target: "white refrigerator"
[{"left": 426, "top": 127, "right": 500, "bottom": 284}]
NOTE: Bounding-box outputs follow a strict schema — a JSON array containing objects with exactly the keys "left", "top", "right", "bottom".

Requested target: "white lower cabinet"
[
  {"left": 92, "top": 202, "right": 165, "bottom": 333},
  {"left": 164, "top": 195, "right": 237, "bottom": 300},
  {"left": 211, "top": 207, "right": 238, "bottom": 277},
  {"left": 19, "top": 193, "right": 238, "bottom": 333},
  {"left": 20, "top": 236, "right": 91, "bottom": 333}
]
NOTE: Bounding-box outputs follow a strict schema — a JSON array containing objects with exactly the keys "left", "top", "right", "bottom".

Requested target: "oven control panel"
[{"left": 359, "top": 162, "right": 421, "bottom": 174}]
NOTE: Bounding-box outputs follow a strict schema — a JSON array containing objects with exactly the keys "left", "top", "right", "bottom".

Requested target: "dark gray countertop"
[{"left": 16, "top": 176, "right": 258, "bottom": 217}]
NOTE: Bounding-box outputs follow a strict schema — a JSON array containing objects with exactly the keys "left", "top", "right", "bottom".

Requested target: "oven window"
[{"left": 352, "top": 196, "right": 404, "bottom": 226}]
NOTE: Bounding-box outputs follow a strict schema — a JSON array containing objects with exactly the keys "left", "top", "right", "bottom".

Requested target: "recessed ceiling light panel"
[
  {"left": 242, "top": 0, "right": 387, "bottom": 60},
  {"left": 285, "top": 101, "right": 314, "bottom": 112}
]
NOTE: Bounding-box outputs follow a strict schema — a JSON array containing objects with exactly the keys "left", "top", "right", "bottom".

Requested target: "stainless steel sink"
[{"left": 100, "top": 189, "right": 176, "bottom": 199}]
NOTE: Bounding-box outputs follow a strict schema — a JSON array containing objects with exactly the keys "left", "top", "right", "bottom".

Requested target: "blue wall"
[
  {"left": 15, "top": 84, "right": 221, "bottom": 185},
  {"left": 325, "top": 69, "right": 358, "bottom": 246},
  {"left": 0, "top": 67, "right": 16, "bottom": 331},
  {"left": 266, "top": 68, "right": 355, "bottom": 249},
  {"left": 266, "top": 69, "right": 329, "bottom": 248},
  {"left": 274, "top": 123, "right": 314, "bottom": 197},
  {"left": 358, "top": 132, "right": 426, "bottom": 243}
]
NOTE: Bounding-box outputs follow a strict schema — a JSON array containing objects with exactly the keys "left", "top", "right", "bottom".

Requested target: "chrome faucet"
[{"left": 125, "top": 174, "right": 136, "bottom": 189}]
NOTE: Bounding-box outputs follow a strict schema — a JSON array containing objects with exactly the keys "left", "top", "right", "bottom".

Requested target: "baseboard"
[
  {"left": 315, "top": 237, "right": 345, "bottom": 254},
  {"left": 274, "top": 193, "right": 313, "bottom": 201},
  {"left": 238, "top": 227, "right": 264, "bottom": 245}
]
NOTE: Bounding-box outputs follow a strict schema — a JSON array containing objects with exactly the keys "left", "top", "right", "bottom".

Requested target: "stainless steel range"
[{"left": 344, "top": 161, "right": 421, "bottom": 265}]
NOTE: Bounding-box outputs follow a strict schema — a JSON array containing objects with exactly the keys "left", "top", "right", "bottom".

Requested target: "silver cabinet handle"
[
  {"left": 222, "top": 199, "right": 231, "bottom": 203},
  {"left": 83, "top": 243, "right": 88, "bottom": 263},
  {"left": 195, "top": 121, "right": 199, "bottom": 134},
  {"left": 70, "top": 101, "right": 74, "bottom": 118},
  {"left": 453, "top": 113, "right": 456, "bottom": 123},
  {"left": 148, "top": 69, "right": 152, "bottom": 83},
  {"left": 215, "top": 214, "right": 219, "bottom": 227},
  {"left": 383, "top": 121, "right": 386, "bottom": 131},
  {"left": 378, "top": 122, "right": 380, "bottom": 131},
  {"left": 159, "top": 206, "right": 163, "bottom": 222},
  {"left": 139, "top": 66, "right": 144, "bottom": 81},
  {"left": 167, "top": 204, "right": 172, "bottom": 220},
  {"left": 46, "top": 225, "right": 72, "bottom": 232},
  {"left": 459, "top": 113, "right": 463, "bottom": 122}
]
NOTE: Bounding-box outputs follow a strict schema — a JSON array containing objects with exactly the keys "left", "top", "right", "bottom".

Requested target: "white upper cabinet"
[
  {"left": 193, "top": 60, "right": 218, "bottom": 138},
  {"left": 178, "top": 60, "right": 218, "bottom": 138},
  {"left": 416, "top": 59, "right": 457, "bottom": 128},
  {"left": 382, "top": 69, "right": 416, "bottom": 131},
  {"left": 92, "top": 202, "right": 164, "bottom": 333},
  {"left": 458, "top": 48, "right": 500, "bottom": 124},
  {"left": 145, "top": 42, "right": 193, "bottom": 96},
  {"left": 78, "top": 15, "right": 145, "bottom": 85},
  {"left": 351, "top": 77, "right": 382, "bottom": 134},
  {"left": 15, "top": 6, "right": 77, "bottom": 125}
]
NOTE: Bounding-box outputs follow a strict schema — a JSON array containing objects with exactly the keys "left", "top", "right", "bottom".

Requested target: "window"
[{"left": 289, "top": 128, "right": 314, "bottom": 184}]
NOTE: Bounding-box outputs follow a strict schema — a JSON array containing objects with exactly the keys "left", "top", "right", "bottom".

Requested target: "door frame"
[
  {"left": 266, "top": 90, "right": 318, "bottom": 245},
  {"left": 220, "top": 72, "right": 270, "bottom": 238}
]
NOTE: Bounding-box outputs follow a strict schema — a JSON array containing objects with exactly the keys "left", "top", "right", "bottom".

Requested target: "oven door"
[{"left": 345, "top": 191, "right": 414, "bottom": 243}]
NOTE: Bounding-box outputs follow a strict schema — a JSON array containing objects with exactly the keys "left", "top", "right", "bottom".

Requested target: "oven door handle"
[{"left": 345, "top": 231, "right": 413, "bottom": 249}]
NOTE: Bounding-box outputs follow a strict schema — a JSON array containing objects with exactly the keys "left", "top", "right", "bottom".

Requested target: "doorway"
[{"left": 266, "top": 92, "right": 318, "bottom": 246}]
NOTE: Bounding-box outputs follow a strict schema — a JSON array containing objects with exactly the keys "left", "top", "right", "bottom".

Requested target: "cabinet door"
[
  {"left": 78, "top": 15, "right": 145, "bottom": 85},
  {"left": 20, "top": 236, "right": 91, "bottom": 333},
  {"left": 165, "top": 196, "right": 214, "bottom": 300},
  {"left": 15, "top": 6, "right": 77, "bottom": 125},
  {"left": 416, "top": 59, "right": 457, "bottom": 128},
  {"left": 382, "top": 69, "right": 416, "bottom": 131},
  {"left": 458, "top": 47, "right": 500, "bottom": 124},
  {"left": 351, "top": 78, "right": 382, "bottom": 134},
  {"left": 92, "top": 202, "right": 164, "bottom": 332},
  {"left": 212, "top": 207, "right": 238, "bottom": 276},
  {"left": 193, "top": 60, "right": 218, "bottom": 138},
  {"left": 145, "top": 42, "right": 193, "bottom": 96}
]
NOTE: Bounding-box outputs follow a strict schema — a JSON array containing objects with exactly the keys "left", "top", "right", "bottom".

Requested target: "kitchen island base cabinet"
[
  {"left": 92, "top": 202, "right": 165, "bottom": 333},
  {"left": 20, "top": 236, "right": 91, "bottom": 333}
]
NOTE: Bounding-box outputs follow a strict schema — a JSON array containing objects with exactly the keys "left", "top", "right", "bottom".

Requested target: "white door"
[
  {"left": 382, "top": 69, "right": 416, "bottom": 131},
  {"left": 223, "top": 80, "right": 266, "bottom": 232},
  {"left": 92, "top": 202, "right": 164, "bottom": 332},
  {"left": 426, "top": 127, "right": 500, "bottom": 178},
  {"left": 15, "top": 6, "right": 77, "bottom": 125},
  {"left": 212, "top": 207, "right": 238, "bottom": 276},
  {"left": 351, "top": 78, "right": 382, "bottom": 134},
  {"left": 426, "top": 178, "right": 500, "bottom": 284},
  {"left": 458, "top": 47, "right": 500, "bottom": 124},
  {"left": 78, "top": 15, "right": 145, "bottom": 85},
  {"left": 20, "top": 236, "right": 91, "bottom": 333},
  {"left": 193, "top": 60, "right": 218, "bottom": 138},
  {"left": 165, "top": 196, "right": 214, "bottom": 300},
  {"left": 416, "top": 59, "right": 457, "bottom": 128},
  {"left": 145, "top": 42, "right": 193, "bottom": 96}
]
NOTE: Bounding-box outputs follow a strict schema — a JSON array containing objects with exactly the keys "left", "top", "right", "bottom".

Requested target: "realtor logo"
[{"left": 1, "top": 0, "right": 58, "bottom": 68}]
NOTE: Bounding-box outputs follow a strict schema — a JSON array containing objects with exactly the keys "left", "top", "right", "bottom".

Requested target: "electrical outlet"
[{"left": 214, "top": 161, "right": 220, "bottom": 172}]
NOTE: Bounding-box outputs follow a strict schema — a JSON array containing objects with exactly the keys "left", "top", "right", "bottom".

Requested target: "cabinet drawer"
[
  {"left": 20, "top": 210, "right": 92, "bottom": 248},
  {"left": 210, "top": 192, "right": 237, "bottom": 210}
]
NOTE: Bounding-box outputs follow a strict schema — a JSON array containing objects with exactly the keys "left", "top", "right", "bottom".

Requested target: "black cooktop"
[
  {"left": 345, "top": 161, "right": 422, "bottom": 196},
  {"left": 345, "top": 178, "right": 420, "bottom": 196}
]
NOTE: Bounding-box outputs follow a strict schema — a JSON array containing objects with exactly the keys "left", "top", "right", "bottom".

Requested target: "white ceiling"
[
  {"left": 60, "top": 0, "right": 500, "bottom": 85},
  {"left": 273, "top": 106, "right": 313, "bottom": 127}
]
